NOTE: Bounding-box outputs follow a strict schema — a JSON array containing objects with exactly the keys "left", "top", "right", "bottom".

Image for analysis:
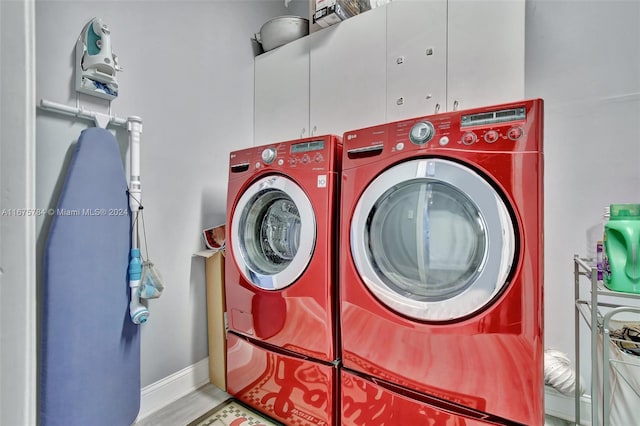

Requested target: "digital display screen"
[
  {"left": 461, "top": 107, "right": 526, "bottom": 127},
  {"left": 291, "top": 140, "right": 325, "bottom": 153},
  {"left": 496, "top": 110, "right": 518, "bottom": 118},
  {"left": 472, "top": 112, "right": 495, "bottom": 121}
]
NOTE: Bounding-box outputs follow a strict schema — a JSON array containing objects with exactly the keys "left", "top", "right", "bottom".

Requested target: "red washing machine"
[
  {"left": 225, "top": 135, "right": 341, "bottom": 425},
  {"left": 339, "top": 99, "right": 544, "bottom": 425}
]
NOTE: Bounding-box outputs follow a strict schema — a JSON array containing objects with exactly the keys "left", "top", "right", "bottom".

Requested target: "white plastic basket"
[{"left": 597, "top": 318, "right": 640, "bottom": 426}]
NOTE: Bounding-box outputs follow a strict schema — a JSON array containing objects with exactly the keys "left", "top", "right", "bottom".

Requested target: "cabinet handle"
[
  {"left": 300, "top": 128, "right": 306, "bottom": 138},
  {"left": 434, "top": 103, "right": 440, "bottom": 114},
  {"left": 453, "top": 100, "right": 459, "bottom": 111}
]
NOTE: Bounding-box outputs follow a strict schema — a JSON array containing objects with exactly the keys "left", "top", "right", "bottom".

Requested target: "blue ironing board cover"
[{"left": 41, "top": 127, "right": 140, "bottom": 426}]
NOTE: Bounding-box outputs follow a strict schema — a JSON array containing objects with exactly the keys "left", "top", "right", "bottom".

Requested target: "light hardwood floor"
[
  {"left": 133, "top": 384, "right": 229, "bottom": 426},
  {"left": 133, "top": 384, "right": 574, "bottom": 426}
]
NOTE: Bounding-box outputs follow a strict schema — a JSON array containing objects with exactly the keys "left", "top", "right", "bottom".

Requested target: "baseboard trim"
[
  {"left": 545, "top": 386, "right": 592, "bottom": 425},
  {"left": 137, "top": 357, "right": 211, "bottom": 420}
]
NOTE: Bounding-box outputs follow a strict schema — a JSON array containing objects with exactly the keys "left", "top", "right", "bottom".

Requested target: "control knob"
[
  {"left": 462, "top": 132, "right": 477, "bottom": 145},
  {"left": 484, "top": 130, "right": 499, "bottom": 143},
  {"left": 261, "top": 147, "right": 277, "bottom": 164},
  {"left": 409, "top": 121, "right": 435, "bottom": 145},
  {"left": 508, "top": 126, "right": 523, "bottom": 140}
]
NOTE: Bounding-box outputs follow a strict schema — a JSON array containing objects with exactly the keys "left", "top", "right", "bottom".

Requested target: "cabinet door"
[
  {"left": 309, "top": 6, "right": 387, "bottom": 137},
  {"left": 387, "top": 0, "right": 447, "bottom": 122},
  {"left": 447, "top": 0, "right": 525, "bottom": 111},
  {"left": 254, "top": 37, "right": 310, "bottom": 146}
]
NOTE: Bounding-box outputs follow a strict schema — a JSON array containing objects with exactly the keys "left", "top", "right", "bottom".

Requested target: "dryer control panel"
[{"left": 343, "top": 99, "right": 542, "bottom": 167}]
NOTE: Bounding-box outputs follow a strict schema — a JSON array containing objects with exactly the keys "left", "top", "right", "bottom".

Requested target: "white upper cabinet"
[
  {"left": 309, "top": 6, "right": 387, "bottom": 137},
  {"left": 446, "top": 0, "right": 525, "bottom": 111},
  {"left": 386, "top": 0, "right": 525, "bottom": 119},
  {"left": 254, "top": 36, "right": 310, "bottom": 146},
  {"left": 254, "top": 0, "right": 525, "bottom": 145},
  {"left": 386, "top": 0, "right": 447, "bottom": 121}
]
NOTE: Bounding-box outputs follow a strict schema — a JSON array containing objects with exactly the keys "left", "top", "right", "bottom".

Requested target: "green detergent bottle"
[{"left": 603, "top": 204, "right": 640, "bottom": 293}]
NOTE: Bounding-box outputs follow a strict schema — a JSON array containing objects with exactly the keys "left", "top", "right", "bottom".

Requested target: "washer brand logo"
[{"left": 347, "top": 133, "right": 357, "bottom": 140}]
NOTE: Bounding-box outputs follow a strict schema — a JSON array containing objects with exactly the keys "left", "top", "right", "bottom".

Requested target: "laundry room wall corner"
[
  {"left": 525, "top": 0, "right": 640, "bottom": 419},
  {"left": 34, "top": 0, "right": 290, "bottom": 392},
  {"left": 1, "top": 0, "right": 37, "bottom": 424}
]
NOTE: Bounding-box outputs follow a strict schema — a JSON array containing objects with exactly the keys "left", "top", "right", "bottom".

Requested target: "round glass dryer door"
[
  {"left": 231, "top": 175, "right": 316, "bottom": 290},
  {"left": 351, "top": 158, "right": 515, "bottom": 321}
]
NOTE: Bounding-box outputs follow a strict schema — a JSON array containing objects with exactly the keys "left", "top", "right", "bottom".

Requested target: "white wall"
[
  {"left": 1, "top": 1, "right": 37, "bottom": 424},
  {"left": 34, "top": 0, "right": 289, "bottom": 387},
  {"left": 525, "top": 0, "right": 640, "bottom": 392},
  {"left": 22, "top": 0, "right": 640, "bottom": 418}
]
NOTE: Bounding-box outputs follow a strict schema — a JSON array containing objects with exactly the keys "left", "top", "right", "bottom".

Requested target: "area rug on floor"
[{"left": 188, "top": 400, "right": 282, "bottom": 426}]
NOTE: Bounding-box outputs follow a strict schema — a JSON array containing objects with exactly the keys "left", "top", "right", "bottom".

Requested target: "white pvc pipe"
[
  {"left": 127, "top": 116, "right": 143, "bottom": 247},
  {"left": 126, "top": 116, "right": 148, "bottom": 324},
  {"left": 39, "top": 98, "right": 148, "bottom": 324},
  {"left": 40, "top": 98, "right": 127, "bottom": 128},
  {"left": 128, "top": 117, "right": 142, "bottom": 183}
]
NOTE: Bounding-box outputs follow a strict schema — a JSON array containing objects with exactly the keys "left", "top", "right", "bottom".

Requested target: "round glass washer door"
[
  {"left": 231, "top": 175, "right": 316, "bottom": 290},
  {"left": 350, "top": 158, "right": 515, "bottom": 321}
]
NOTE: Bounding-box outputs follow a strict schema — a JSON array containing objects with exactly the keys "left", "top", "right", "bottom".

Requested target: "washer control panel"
[
  {"left": 264, "top": 139, "right": 328, "bottom": 168},
  {"left": 230, "top": 136, "right": 340, "bottom": 175},
  {"left": 286, "top": 139, "right": 326, "bottom": 167}
]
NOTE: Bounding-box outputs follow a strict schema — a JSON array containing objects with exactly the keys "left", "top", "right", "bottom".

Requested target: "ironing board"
[{"left": 40, "top": 127, "right": 140, "bottom": 426}]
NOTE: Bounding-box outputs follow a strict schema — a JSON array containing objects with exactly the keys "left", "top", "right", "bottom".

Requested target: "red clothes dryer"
[
  {"left": 225, "top": 135, "right": 341, "bottom": 425},
  {"left": 339, "top": 99, "right": 544, "bottom": 425}
]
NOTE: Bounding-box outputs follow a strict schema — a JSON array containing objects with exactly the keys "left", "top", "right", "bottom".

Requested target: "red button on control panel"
[
  {"left": 484, "top": 130, "right": 499, "bottom": 143},
  {"left": 508, "top": 126, "right": 523, "bottom": 140},
  {"left": 462, "top": 132, "right": 477, "bottom": 145}
]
